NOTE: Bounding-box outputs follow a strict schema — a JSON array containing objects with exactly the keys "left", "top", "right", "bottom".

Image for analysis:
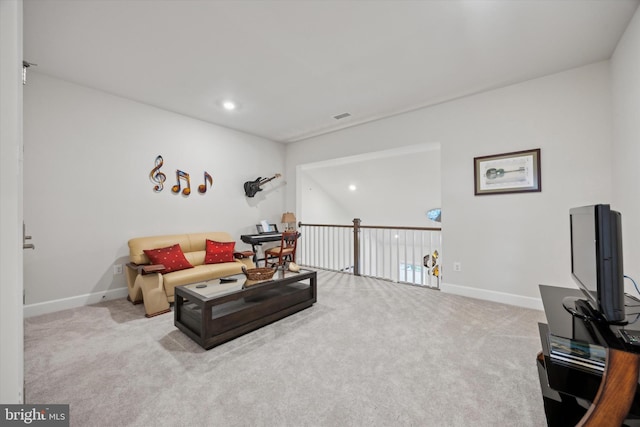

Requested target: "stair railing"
[{"left": 297, "top": 218, "right": 442, "bottom": 288}]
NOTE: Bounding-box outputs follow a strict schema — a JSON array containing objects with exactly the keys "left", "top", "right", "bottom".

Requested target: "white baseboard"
[
  {"left": 24, "top": 287, "right": 129, "bottom": 318},
  {"left": 23, "top": 283, "right": 543, "bottom": 317},
  {"left": 440, "top": 282, "right": 544, "bottom": 311}
]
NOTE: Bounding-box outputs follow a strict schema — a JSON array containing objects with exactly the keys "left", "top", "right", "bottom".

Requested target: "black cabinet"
[{"left": 537, "top": 285, "right": 640, "bottom": 426}]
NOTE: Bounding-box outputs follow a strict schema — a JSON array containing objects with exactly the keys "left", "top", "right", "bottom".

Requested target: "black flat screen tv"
[{"left": 569, "top": 204, "right": 624, "bottom": 323}]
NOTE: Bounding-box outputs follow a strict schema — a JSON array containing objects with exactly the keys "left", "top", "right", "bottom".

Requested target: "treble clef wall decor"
[{"left": 149, "top": 155, "right": 167, "bottom": 192}]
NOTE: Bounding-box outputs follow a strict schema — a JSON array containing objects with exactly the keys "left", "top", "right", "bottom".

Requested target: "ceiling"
[{"left": 23, "top": 0, "right": 639, "bottom": 143}]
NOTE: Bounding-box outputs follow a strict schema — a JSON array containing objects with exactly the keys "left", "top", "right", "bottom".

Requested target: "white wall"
[
  {"left": 299, "top": 172, "right": 352, "bottom": 224},
  {"left": 286, "top": 62, "right": 613, "bottom": 308},
  {"left": 299, "top": 145, "right": 441, "bottom": 227},
  {"left": 612, "top": 6, "right": 640, "bottom": 296},
  {"left": 0, "top": 0, "right": 24, "bottom": 404},
  {"left": 23, "top": 72, "right": 285, "bottom": 314}
]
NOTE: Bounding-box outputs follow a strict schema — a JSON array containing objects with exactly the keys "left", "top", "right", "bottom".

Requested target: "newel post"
[{"left": 353, "top": 218, "right": 361, "bottom": 276}]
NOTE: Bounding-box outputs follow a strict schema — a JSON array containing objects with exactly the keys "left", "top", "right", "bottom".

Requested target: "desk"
[
  {"left": 537, "top": 285, "right": 640, "bottom": 426},
  {"left": 240, "top": 232, "right": 300, "bottom": 264}
]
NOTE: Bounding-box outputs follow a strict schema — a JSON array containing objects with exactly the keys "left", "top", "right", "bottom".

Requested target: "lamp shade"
[{"left": 281, "top": 212, "right": 296, "bottom": 224}]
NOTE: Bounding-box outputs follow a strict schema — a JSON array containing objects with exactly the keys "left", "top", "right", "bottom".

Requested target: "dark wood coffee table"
[{"left": 174, "top": 268, "right": 317, "bottom": 349}]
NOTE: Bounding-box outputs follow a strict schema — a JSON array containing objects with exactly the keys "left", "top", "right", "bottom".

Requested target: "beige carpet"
[{"left": 24, "top": 270, "right": 548, "bottom": 426}]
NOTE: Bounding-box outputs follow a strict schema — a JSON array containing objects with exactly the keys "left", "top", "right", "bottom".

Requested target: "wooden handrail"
[
  {"left": 298, "top": 222, "right": 353, "bottom": 229},
  {"left": 577, "top": 348, "right": 640, "bottom": 427},
  {"left": 298, "top": 222, "right": 441, "bottom": 232},
  {"left": 359, "top": 225, "right": 441, "bottom": 231}
]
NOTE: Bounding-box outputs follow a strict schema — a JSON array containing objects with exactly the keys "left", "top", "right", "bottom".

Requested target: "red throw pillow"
[
  {"left": 143, "top": 244, "right": 193, "bottom": 274},
  {"left": 205, "top": 240, "right": 235, "bottom": 264}
]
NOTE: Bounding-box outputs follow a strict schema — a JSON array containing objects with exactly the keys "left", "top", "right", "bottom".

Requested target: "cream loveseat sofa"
[{"left": 126, "top": 232, "right": 254, "bottom": 317}]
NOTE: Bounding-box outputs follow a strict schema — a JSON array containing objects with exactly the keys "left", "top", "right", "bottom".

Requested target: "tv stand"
[
  {"left": 538, "top": 285, "right": 640, "bottom": 426},
  {"left": 561, "top": 296, "right": 594, "bottom": 321}
]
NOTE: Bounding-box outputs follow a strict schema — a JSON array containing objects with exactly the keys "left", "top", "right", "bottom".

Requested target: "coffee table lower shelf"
[{"left": 174, "top": 270, "right": 317, "bottom": 349}]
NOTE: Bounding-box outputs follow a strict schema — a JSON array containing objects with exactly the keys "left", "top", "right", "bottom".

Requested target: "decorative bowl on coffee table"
[{"left": 242, "top": 266, "right": 278, "bottom": 281}]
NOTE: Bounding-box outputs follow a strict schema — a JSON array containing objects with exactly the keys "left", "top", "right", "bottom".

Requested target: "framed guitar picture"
[{"left": 474, "top": 149, "right": 541, "bottom": 195}]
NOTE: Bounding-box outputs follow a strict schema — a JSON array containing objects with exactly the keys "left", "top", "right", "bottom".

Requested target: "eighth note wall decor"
[{"left": 149, "top": 155, "right": 213, "bottom": 196}]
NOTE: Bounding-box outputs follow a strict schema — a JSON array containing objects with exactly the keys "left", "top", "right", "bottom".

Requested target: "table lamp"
[{"left": 281, "top": 212, "right": 296, "bottom": 231}]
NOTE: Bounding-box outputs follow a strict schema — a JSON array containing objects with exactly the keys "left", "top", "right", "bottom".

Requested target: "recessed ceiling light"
[
  {"left": 349, "top": 184, "right": 357, "bottom": 191},
  {"left": 222, "top": 101, "right": 236, "bottom": 111}
]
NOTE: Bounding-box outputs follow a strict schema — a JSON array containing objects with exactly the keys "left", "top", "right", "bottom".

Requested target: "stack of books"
[{"left": 548, "top": 333, "right": 606, "bottom": 373}]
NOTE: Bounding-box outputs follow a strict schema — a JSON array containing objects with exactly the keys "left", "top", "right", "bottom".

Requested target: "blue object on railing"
[{"left": 427, "top": 208, "right": 441, "bottom": 222}]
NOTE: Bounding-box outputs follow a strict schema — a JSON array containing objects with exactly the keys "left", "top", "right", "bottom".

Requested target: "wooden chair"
[{"left": 264, "top": 231, "right": 298, "bottom": 267}]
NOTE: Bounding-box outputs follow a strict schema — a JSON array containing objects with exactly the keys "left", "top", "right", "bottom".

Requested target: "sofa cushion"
[
  {"left": 205, "top": 240, "right": 235, "bottom": 264},
  {"left": 143, "top": 244, "right": 193, "bottom": 274},
  {"left": 185, "top": 250, "right": 206, "bottom": 267}
]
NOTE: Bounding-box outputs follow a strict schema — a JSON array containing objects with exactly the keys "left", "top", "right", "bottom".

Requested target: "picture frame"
[{"left": 474, "top": 148, "right": 541, "bottom": 195}]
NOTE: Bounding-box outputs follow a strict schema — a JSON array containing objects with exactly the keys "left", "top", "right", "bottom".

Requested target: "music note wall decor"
[
  {"left": 148, "top": 155, "right": 213, "bottom": 197},
  {"left": 171, "top": 170, "right": 191, "bottom": 196},
  {"left": 149, "top": 155, "right": 167, "bottom": 192},
  {"left": 198, "top": 171, "right": 213, "bottom": 194}
]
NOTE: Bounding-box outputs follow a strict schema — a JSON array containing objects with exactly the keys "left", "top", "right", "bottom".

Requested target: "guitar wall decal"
[{"left": 244, "top": 173, "right": 281, "bottom": 198}]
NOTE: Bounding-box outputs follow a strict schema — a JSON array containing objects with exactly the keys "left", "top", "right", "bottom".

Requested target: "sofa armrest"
[
  {"left": 234, "top": 251, "right": 255, "bottom": 259},
  {"left": 142, "top": 264, "right": 165, "bottom": 274},
  {"left": 127, "top": 262, "right": 166, "bottom": 275}
]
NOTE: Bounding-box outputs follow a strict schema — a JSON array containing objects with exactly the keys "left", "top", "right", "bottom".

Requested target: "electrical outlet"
[
  {"left": 113, "top": 264, "right": 123, "bottom": 275},
  {"left": 453, "top": 262, "right": 462, "bottom": 272}
]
